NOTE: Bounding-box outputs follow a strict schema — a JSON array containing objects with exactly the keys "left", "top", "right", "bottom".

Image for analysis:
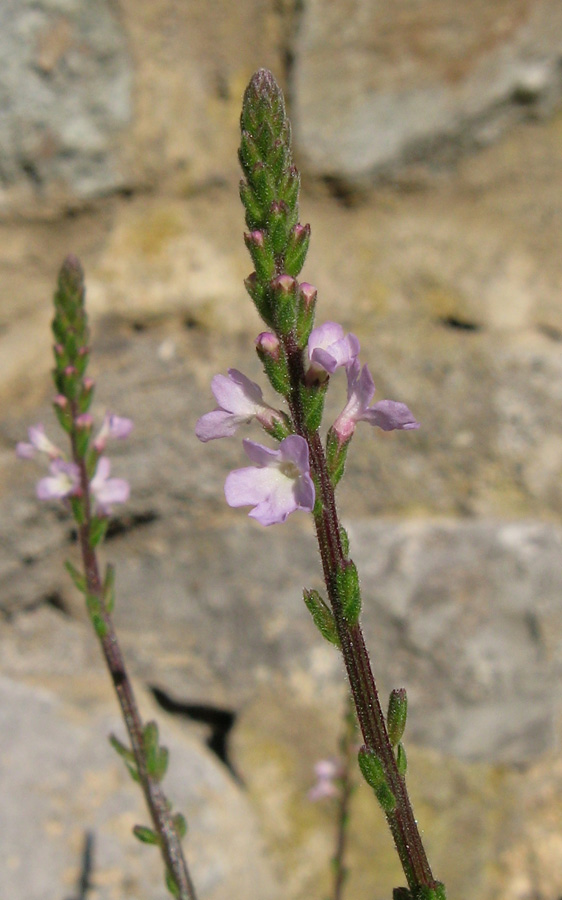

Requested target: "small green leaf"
[
  {"left": 153, "top": 745, "right": 169, "bottom": 782},
  {"left": 387, "top": 688, "right": 408, "bottom": 747},
  {"left": 89, "top": 516, "right": 108, "bottom": 549},
  {"left": 64, "top": 560, "right": 86, "bottom": 594},
  {"left": 103, "top": 563, "right": 116, "bottom": 613},
  {"left": 396, "top": 742, "right": 407, "bottom": 777},
  {"left": 326, "top": 428, "right": 349, "bottom": 487},
  {"left": 335, "top": 560, "right": 361, "bottom": 625},
  {"left": 125, "top": 760, "right": 141, "bottom": 783},
  {"left": 69, "top": 495, "right": 86, "bottom": 526},
  {"left": 133, "top": 824, "right": 159, "bottom": 845},
  {"left": 339, "top": 525, "right": 350, "bottom": 557},
  {"left": 143, "top": 721, "right": 159, "bottom": 775},
  {"left": 86, "top": 593, "right": 107, "bottom": 638},
  {"left": 75, "top": 427, "right": 90, "bottom": 459},
  {"left": 358, "top": 746, "right": 396, "bottom": 814},
  {"left": 303, "top": 589, "right": 341, "bottom": 648},
  {"left": 165, "top": 868, "right": 180, "bottom": 899},
  {"left": 173, "top": 812, "right": 187, "bottom": 839},
  {"left": 109, "top": 733, "right": 135, "bottom": 763}
]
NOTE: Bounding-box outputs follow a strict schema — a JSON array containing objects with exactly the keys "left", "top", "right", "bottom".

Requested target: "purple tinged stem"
[
  {"left": 68, "top": 401, "right": 197, "bottom": 900},
  {"left": 282, "top": 331, "right": 437, "bottom": 893}
]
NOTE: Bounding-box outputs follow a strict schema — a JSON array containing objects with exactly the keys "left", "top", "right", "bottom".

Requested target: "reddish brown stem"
[
  {"left": 283, "top": 334, "right": 438, "bottom": 893},
  {"left": 71, "top": 424, "right": 197, "bottom": 900}
]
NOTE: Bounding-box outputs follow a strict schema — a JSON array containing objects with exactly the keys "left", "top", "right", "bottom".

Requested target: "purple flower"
[
  {"left": 308, "top": 758, "right": 343, "bottom": 801},
  {"left": 16, "top": 424, "right": 62, "bottom": 460},
  {"left": 36, "top": 458, "right": 80, "bottom": 500},
  {"left": 93, "top": 413, "right": 134, "bottom": 452},
  {"left": 224, "top": 435, "right": 315, "bottom": 526},
  {"left": 196, "top": 369, "right": 282, "bottom": 442},
  {"left": 90, "top": 457, "right": 130, "bottom": 514},
  {"left": 333, "top": 360, "right": 420, "bottom": 444},
  {"left": 307, "top": 322, "right": 360, "bottom": 379}
]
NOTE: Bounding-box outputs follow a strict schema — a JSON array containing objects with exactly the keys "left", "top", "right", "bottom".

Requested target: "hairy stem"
[
  {"left": 283, "top": 334, "right": 437, "bottom": 892},
  {"left": 71, "top": 421, "right": 197, "bottom": 900}
]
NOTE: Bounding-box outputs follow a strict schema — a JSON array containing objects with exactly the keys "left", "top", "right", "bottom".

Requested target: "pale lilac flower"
[
  {"left": 90, "top": 457, "right": 130, "bottom": 514},
  {"left": 93, "top": 413, "right": 134, "bottom": 452},
  {"left": 36, "top": 458, "right": 80, "bottom": 500},
  {"left": 16, "top": 424, "right": 62, "bottom": 460},
  {"left": 308, "top": 758, "right": 343, "bottom": 801},
  {"left": 196, "top": 369, "right": 282, "bottom": 442},
  {"left": 307, "top": 322, "right": 360, "bottom": 378},
  {"left": 333, "top": 359, "right": 420, "bottom": 444},
  {"left": 224, "top": 435, "right": 315, "bottom": 526}
]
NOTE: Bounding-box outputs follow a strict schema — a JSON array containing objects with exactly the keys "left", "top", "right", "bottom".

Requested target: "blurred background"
[{"left": 1, "top": 1, "right": 562, "bottom": 898}]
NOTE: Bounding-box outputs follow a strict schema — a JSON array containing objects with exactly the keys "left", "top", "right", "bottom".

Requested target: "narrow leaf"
[
  {"left": 303, "top": 589, "right": 341, "bottom": 648},
  {"left": 133, "top": 824, "right": 159, "bottom": 845},
  {"left": 64, "top": 560, "right": 86, "bottom": 594}
]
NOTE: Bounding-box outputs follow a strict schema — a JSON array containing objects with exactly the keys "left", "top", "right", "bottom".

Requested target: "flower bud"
[
  {"left": 255, "top": 331, "right": 289, "bottom": 395},
  {"left": 296, "top": 280, "right": 317, "bottom": 347},
  {"left": 78, "top": 377, "right": 95, "bottom": 413},
  {"left": 75, "top": 413, "right": 93, "bottom": 457},
  {"left": 255, "top": 332, "right": 280, "bottom": 361},
  {"left": 285, "top": 222, "right": 311, "bottom": 277},
  {"left": 270, "top": 274, "right": 298, "bottom": 335},
  {"left": 244, "top": 230, "right": 275, "bottom": 282},
  {"left": 269, "top": 200, "right": 290, "bottom": 255},
  {"left": 244, "top": 272, "right": 274, "bottom": 326}
]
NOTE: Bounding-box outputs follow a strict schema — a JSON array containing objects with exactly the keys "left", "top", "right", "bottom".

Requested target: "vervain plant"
[
  {"left": 17, "top": 259, "right": 196, "bottom": 900},
  {"left": 195, "top": 68, "right": 445, "bottom": 900},
  {"left": 18, "top": 69, "right": 445, "bottom": 899}
]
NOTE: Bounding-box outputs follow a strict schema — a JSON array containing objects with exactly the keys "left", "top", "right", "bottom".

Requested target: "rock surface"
[
  {"left": 0, "top": 0, "right": 132, "bottom": 215},
  {"left": 293, "top": 0, "right": 562, "bottom": 181},
  {"left": 2, "top": 3, "right": 562, "bottom": 898},
  {"left": 0, "top": 672, "right": 281, "bottom": 900}
]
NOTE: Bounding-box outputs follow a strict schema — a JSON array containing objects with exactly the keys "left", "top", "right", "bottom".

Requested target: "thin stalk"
[
  {"left": 330, "top": 699, "right": 356, "bottom": 900},
  {"left": 284, "top": 334, "right": 437, "bottom": 893},
  {"left": 70, "top": 419, "right": 197, "bottom": 900}
]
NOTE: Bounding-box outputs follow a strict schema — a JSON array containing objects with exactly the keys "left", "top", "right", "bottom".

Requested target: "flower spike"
[{"left": 224, "top": 435, "right": 315, "bottom": 526}]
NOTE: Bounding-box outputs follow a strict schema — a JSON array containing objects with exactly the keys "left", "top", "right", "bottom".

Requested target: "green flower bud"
[{"left": 387, "top": 688, "right": 408, "bottom": 747}]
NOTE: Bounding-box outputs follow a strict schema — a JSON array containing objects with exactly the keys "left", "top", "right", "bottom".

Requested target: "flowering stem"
[
  {"left": 282, "top": 334, "right": 436, "bottom": 893},
  {"left": 68, "top": 414, "right": 197, "bottom": 900}
]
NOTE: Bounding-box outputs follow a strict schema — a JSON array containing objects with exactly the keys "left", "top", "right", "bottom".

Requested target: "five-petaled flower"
[
  {"left": 90, "top": 457, "right": 130, "bottom": 514},
  {"left": 307, "top": 321, "right": 360, "bottom": 381},
  {"left": 18, "top": 418, "right": 131, "bottom": 516},
  {"left": 37, "top": 458, "right": 80, "bottom": 500},
  {"left": 224, "top": 435, "right": 315, "bottom": 526},
  {"left": 333, "top": 359, "right": 419, "bottom": 445},
  {"left": 196, "top": 369, "right": 284, "bottom": 442}
]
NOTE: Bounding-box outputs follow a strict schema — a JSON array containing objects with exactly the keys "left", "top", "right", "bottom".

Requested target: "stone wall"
[{"left": 1, "top": 3, "right": 562, "bottom": 899}]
